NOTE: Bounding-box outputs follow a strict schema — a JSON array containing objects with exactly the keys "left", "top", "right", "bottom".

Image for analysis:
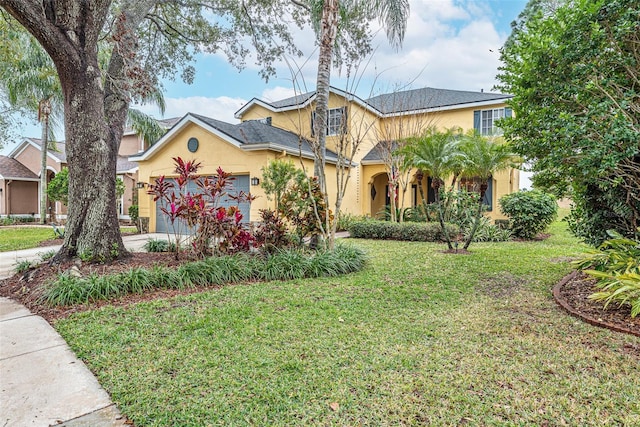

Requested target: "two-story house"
[{"left": 131, "top": 86, "right": 518, "bottom": 234}]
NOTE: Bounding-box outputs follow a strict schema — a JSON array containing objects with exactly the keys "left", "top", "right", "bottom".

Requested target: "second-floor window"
[
  {"left": 474, "top": 107, "right": 512, "bottom": 136},
  {"left": 311, "top": 107, "right": 346, "bottom": 136}
]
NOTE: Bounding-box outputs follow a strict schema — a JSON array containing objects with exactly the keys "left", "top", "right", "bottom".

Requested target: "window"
[
  {"left": 459, "top": 176, "right": 493, "bottom": 211},
  {"left": 311, "top": 107, "right": 346, "bottom": 136},
  {"left": 473, "top": 107, "right": 512, "bottom": 136}
]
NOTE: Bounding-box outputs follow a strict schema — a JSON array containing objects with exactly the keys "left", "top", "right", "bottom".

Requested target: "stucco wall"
[
  {"left": 6, "top": 180, "right": 38, "bottom": 215},
  {"left": 13, "top": 144, "right": 63, "bottom": 176}
]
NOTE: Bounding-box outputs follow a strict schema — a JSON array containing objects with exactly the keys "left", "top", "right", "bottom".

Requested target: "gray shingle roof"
[
  {"left": 365, "top": 87, "right": 512, "bottom": 114},
  {"left": 116, "top": 156, "right": 138, "bottom": 173},
  {"left": 190, "top": 113, "right": 338, "bottom": 162},
  {"left": 264, "top": 91, "right": 316, "bottom": 108},
  {"left": 0, "top": 155, "right": 39, "bottom": 180},
  {"left": 361, "top": 141, "right": 398, "bottom": 163}
]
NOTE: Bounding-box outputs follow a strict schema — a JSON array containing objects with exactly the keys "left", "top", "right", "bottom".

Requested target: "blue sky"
[{"left": 2, "top": 0, "right": 528, "bottom": 155}]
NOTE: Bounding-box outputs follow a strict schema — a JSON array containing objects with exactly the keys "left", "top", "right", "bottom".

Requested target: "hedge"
[{"left": 348, "top": 219, "right": 459, "bottom": 242}]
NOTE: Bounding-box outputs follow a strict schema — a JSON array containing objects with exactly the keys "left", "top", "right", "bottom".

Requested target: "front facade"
[{"left": 133, "top": 86, "right": 519, "bottom": 233}]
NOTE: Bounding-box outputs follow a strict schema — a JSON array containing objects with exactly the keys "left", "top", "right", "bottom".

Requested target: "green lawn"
[
  {"left": 55, "top": 221, "right": 640, "bottom": 426},
  {"left": 0, "top": 227, "right": 60, "bottom": 252},
  {"left": 0, "top": 226, "right": 138, "bottom": 252}
]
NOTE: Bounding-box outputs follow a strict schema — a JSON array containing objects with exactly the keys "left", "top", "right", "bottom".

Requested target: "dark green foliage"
[
  {"left": 41, "top": 247, "right": 366, "bottom": 306},
  {"left": 143, "top": 239, "right": 173, "bottom": 253},
  {"left": 279, "top": 174, "right": 330, "bottom": 243},
  {"left": 463, "top": 217, "right": 512, "bottom": 243},
  {"left": 46, "top": 168, "right": 68, "bottom": 205},
  {"left": 499, "top": 190, "right": 557, "bottom": 239},
  {"left": 497, "top": 0, "right": 640, "bottom": 245},
  {"left": 574, "top": 231, "right": 640, "bottom": 317},
  {"left": 128, "top": 205, "right": 139, "bottom": 232},
  {"left": 253, "top": 209, "right": 292, "bottom": 253},
  {"left": 348, "top": 219, "right": 459, "bottom": 242}
]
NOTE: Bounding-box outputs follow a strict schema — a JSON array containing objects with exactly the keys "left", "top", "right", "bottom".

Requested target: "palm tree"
[
  {"left": 311, "top": 0, "right": 410, "bottom": 246},
  {"left": 460, "top": 132, "right": 517, "bottom": 250},
  {"left": 0, "top": 28, "right": 63, "bottom": 224},
  {"left": 402, "top": 127, "right": 466, "bottom": 250}
]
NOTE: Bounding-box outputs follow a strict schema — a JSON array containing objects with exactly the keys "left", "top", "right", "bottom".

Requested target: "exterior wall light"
[{"left": 250, "top": 177, "right": 260, "bottom": 186}]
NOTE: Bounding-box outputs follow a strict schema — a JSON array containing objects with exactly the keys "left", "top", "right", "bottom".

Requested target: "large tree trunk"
[{"left": 55, "top": 61, "right": 126, "bottom": 261}]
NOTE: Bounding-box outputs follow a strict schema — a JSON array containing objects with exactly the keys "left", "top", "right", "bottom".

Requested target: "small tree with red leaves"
[{"left": 148, "top": 157, "right": 254, "bottom": 258}]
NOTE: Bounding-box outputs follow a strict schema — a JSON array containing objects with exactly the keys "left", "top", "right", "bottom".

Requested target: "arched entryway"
[{"left": 369, "top": 171, "right": 436, "bottom": 219}]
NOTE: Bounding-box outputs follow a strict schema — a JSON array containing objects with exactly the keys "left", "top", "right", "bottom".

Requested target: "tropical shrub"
[
  {"left": 574, "top": 231, "right": 640, "bottom": 317},
  {"left": 144, "top": 239, "right": 173, "bottom": 253},
  {"left": 253, "top": 209, "right": 292, "bottom": 253},
  {"left": 279, "top": 174, "right": 331, "bottom": 244},
  {"left": 499, "top": 190, "right": 557, "bottom": 239},
  {"left": 147, "top": 158, "right": 254, "bottom": 257},
  {"left": 463, "top": 216, "right": 512, "bottom": 242},
  {"left": 348, "top": 219, "right": 459, "bottom": 242}
]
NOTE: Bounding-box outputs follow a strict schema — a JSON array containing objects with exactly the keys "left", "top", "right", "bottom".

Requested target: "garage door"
[{"left": 155, "top": 175, "right": 250, "bottom": 234}]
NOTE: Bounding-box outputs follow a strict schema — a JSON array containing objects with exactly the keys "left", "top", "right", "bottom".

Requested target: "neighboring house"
[
  {"left": 132, "top": 86, "right": 520, "bottom": 233},
  {"left": 0, "top": 155, "right": 40, "bottom": 217},
  {"left": 0, "top": 117, "right": 180, "bottom": 220}
]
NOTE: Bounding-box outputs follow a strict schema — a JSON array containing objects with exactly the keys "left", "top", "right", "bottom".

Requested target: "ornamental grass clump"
[
  {"left": 41, "top": 246, "right": 366, "bottom": 306},
  {"left": 574, "top": 230, "right": 640, "bottom": 317}
]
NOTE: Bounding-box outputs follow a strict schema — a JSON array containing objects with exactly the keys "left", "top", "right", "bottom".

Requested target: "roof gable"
[
  {"left": 9, "top": 138, "right": 66, "bottom": 163},
  {"left": 129, "top": 113, "right": 339, "bottom": 163},
  {"left": 0, "top": 155, "right": 39, "bottom": 180}
]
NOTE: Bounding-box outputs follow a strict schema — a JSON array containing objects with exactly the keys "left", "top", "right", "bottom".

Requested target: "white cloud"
[
  {"left": 253, "top": 0, "right": 509, "bottom": 97},
  {"left": 136, "top": 96, "right": 246, "bottom": 123},
  {"left": 260, "top": 86, "right": 298, "bottom": 102}
]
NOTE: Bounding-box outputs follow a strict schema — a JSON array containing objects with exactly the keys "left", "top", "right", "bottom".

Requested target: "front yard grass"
[
  {"left": 0, "top": 226, "right": 139, "bottom": 252},
  {"left": 55, "top": 221, "right": 640, "bottom": 426}
]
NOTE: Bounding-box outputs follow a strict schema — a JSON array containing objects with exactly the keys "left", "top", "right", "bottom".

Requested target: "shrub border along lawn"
[
  {"left": 348, "top": 219, "right": 459, "bottom": 241},
  {"left": 41, "top": 245, "right": 366, "bottom": 306}
]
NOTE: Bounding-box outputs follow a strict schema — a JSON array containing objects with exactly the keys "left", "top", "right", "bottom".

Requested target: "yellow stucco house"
[{"left": 131, "top": 87, "right": 519, "bottom": 233}]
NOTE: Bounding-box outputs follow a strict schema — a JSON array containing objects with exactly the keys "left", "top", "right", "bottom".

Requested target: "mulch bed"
[
  {"left": 0, "top": 252, "right": 213, "bottom": 323},
  {"left": 1, "top": 252, "right": 639, "bottom": 339},
  {"left": 553, "top": 271, "right": 639, "bottom": 337}
]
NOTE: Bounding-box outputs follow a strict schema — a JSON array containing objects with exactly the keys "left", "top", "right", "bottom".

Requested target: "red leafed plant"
[{"left": 147, "top": 158, "right": 255, "bottom": 258}]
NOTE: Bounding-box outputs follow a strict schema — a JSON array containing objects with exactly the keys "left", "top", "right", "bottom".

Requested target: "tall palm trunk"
[
  {"left": 38, "top": 98, "right": 51, "bottom": 225},
  {"left": 312, "top": 0, "right": 339, "bottom": 248}
]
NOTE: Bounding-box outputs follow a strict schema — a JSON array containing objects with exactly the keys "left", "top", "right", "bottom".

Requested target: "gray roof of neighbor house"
[
  {"left": 190, "top": 113, "right": 339, "bottom": 162},
  {"left": 116, "top": 156, "right": 138, "bottom": 173},
  {"left": 23, "top": 138, "right": 67, "bottom": 163},
  {"left": 0, "top": 155, "right": 39, "bottom": 180},
  {"left": 365, "top": 87, "right": 512, "bottom": 114}
]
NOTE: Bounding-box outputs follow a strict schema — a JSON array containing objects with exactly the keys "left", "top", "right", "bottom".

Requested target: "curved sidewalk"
[{"left": 0, "top": 233, "right": 162, "bottom": 427}]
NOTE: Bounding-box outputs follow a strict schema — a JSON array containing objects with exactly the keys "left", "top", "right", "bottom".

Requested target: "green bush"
[
  {"left": 143, "top": 239, "right": 175, "bottom": 253},
  {"left": 499, "top": 190, "right": 557, "bottom": 239},
  {"left": 348, "top": 219, "right": 459, "bottom": 242},
  {"left": 573, "top": 231, "right": 640, "bottom": 317},
  {"left": 463, "top": 217, "right": 512, "bottom": 242},
  {"left": 41, "top": 246, "right": 366, "bottom": 306}
]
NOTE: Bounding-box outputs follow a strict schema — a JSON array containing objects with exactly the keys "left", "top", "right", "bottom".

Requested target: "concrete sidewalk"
[{"left": 0, "top": 233, "right": 163, "bottom": 427}]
